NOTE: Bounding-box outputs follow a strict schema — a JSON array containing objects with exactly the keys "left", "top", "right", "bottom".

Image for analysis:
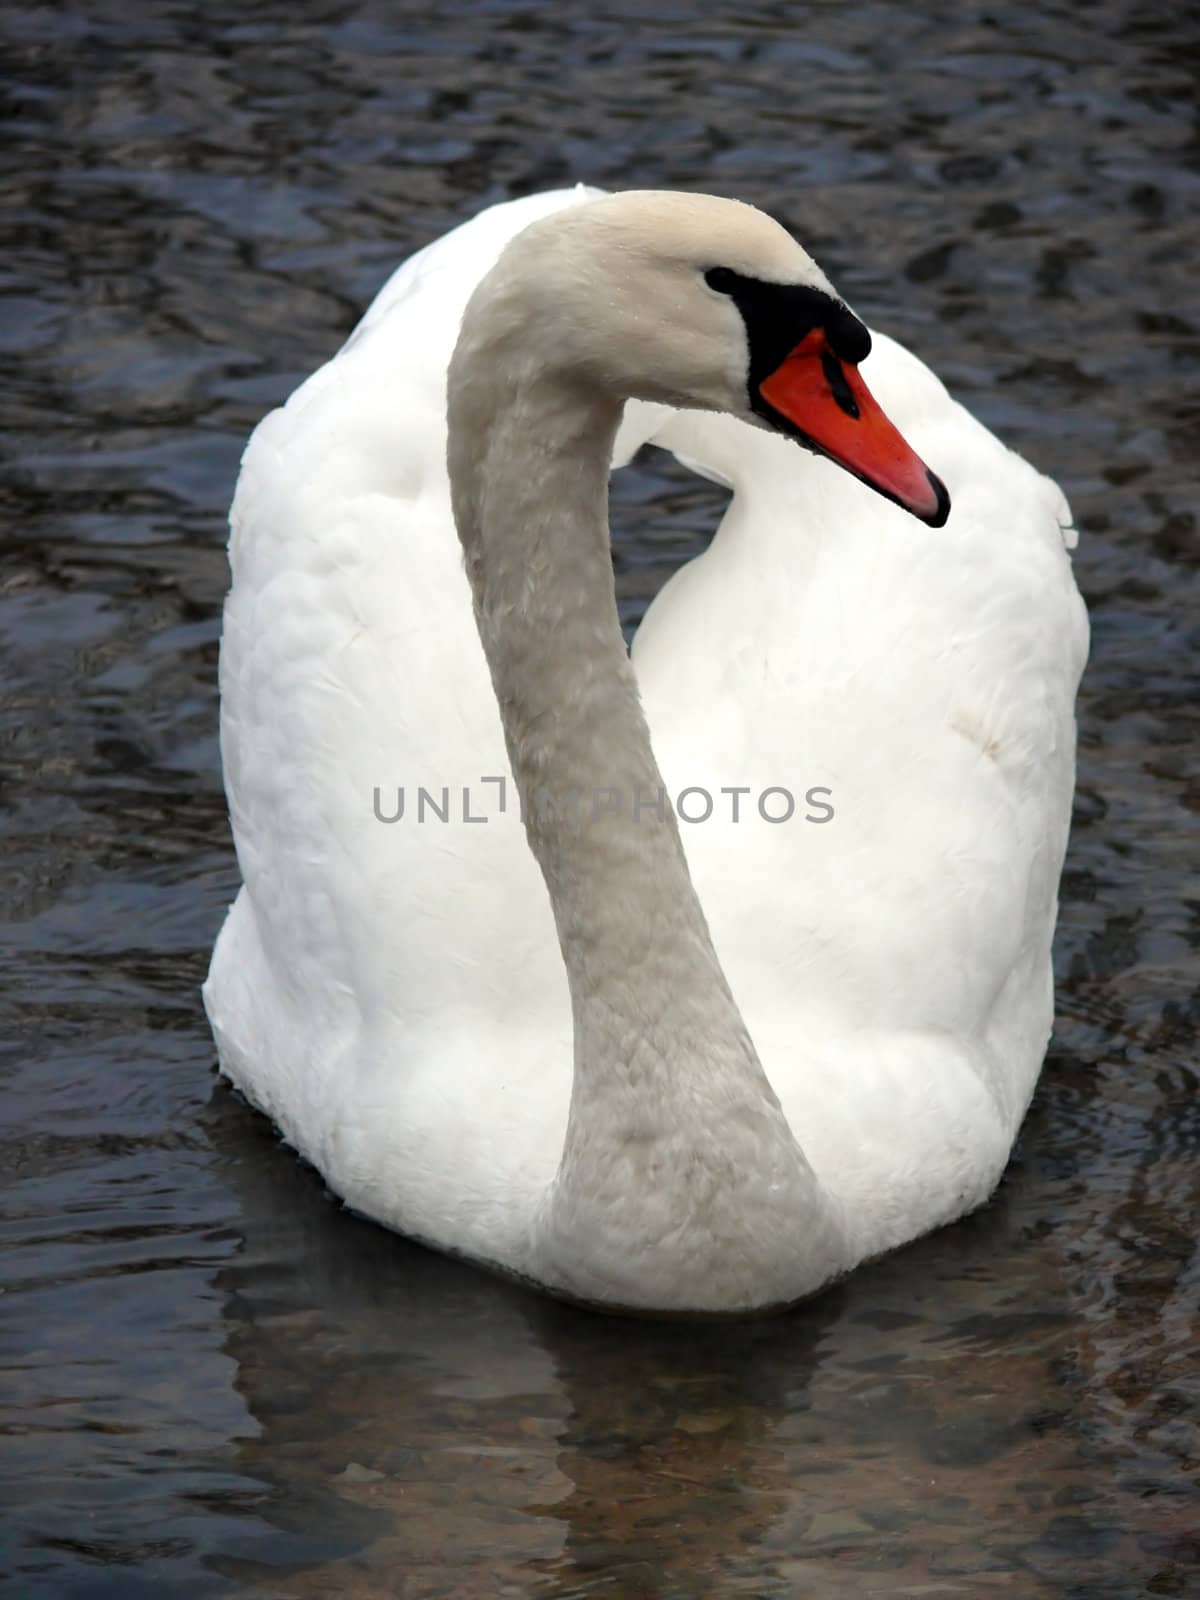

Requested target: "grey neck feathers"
[{"left": 445, "top": 305, "right": 821, "bottom": 1304}]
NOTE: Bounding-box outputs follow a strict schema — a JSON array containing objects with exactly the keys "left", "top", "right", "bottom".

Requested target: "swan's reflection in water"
[{"left": 203, "top": 1061, "right": 1197, "bottom": 1597}]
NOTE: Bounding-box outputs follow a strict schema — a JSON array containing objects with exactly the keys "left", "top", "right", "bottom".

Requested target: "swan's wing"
[
  {"left": 207, "top": 190, "right": 615, "bottom": 1243},
  {"left": 214, "top": 182, "right": 609, "bottom": 1037},
  {"left": 343, "top": 185, "right": 605, "bottom": 353},
  {"left": 631, "top": 331, "right": 1087, "bottom": 1166}
]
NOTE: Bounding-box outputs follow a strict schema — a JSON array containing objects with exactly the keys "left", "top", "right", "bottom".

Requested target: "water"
[{"left": 2, "top": 1, "right": 1197, "bottom": 1594}]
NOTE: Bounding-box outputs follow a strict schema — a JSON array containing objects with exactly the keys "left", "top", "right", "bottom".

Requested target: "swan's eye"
[{"left": 705, "top": 267, "right": 738, "bottom": 295}]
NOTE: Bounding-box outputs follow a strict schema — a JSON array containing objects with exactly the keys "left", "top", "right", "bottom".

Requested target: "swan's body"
[{"left": 204, "top": 188, "right": 1087, "bottom": 1312}]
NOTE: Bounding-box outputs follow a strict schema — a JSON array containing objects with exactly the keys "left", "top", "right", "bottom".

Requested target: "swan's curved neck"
[
  {"left": 449, "top": 355, "right": 759, "bottom": 1055},
  {"left": 446, "top": 316, "right": 837, "bottom": 1307}
]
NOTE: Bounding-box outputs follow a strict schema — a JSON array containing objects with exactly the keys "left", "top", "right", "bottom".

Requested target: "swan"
[{"left": 204, "top": 187, "right": 1087, "bottom": 1313}]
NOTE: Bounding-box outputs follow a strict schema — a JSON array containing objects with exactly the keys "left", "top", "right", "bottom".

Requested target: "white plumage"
[{"left": 204, "top": 186, "right": 1088, "bottom": 1311}]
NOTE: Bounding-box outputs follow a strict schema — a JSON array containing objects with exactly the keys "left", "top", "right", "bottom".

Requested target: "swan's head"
[{"left": 475, "top": 189, "right": 949, "bottom": 528}]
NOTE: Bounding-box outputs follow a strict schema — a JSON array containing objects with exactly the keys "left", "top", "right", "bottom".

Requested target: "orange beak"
[{"left": 758, "top": 330, "right": 950, "bottom": 527}]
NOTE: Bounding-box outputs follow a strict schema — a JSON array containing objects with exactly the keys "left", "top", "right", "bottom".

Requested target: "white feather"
[{"left": 204, "top": 187, "right": 1088, "bottom": 1311}]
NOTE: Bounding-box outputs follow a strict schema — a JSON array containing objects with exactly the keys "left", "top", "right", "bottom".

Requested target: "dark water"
[{"left": 3, "top": 1, "right": 1198, "bottom": 1594}]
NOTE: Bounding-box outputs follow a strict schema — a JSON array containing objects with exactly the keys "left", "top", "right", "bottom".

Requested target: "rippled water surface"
[{"left": 3, "top": 1, "right": 1198, "bottom": 1595}]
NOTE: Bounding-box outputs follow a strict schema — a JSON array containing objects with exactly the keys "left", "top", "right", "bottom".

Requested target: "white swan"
[{"left": 204, "top": 187, "right": 1087, "bottom": 1313}]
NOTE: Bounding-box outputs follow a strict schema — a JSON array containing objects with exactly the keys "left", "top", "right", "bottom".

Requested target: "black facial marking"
[
  {"left": 705, "top": 265, "right": 872, "bottom": 402},
  {"left": 821, "top": 349, "right": 859, "bottom": 419},
  {"left": 705, "top": 266, "right": 738, "bottom": 295},
  {"left": 822, "top": 300, "right": 872, "bottom": 365}
]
